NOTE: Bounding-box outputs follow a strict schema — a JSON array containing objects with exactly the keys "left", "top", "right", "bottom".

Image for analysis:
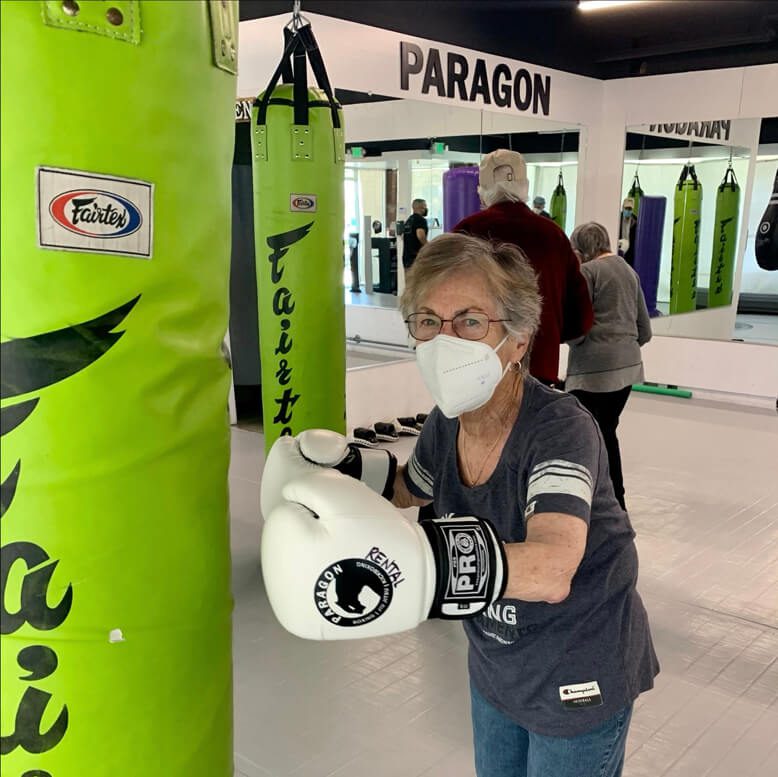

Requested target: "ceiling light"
[{"left": 579, "top": 1, "right": 649, "bottom": 11}]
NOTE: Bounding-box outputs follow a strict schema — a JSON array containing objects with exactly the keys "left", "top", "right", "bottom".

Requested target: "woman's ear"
[{"left": 508, "top": 332, "right": 530, "bottom": 365}]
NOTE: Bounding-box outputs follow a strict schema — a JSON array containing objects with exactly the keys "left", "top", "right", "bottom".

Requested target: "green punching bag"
[
  {"left": 628, "top": 172, "right": 644, "bottom": 217},
  {"left": 1, "top": 2, "right": 236, "bottom": 776},
  {"left": 707, "top": 165, "right": 740, "bottom": 308},
  {"left": 252, "top": 21, "right": 346, "bottom": 452},
  {"left": 669, "top": 164, "right": 703, "bottom": 314},
  {"left": 550, "top": 171, "right": 567, "bottom": 232}
]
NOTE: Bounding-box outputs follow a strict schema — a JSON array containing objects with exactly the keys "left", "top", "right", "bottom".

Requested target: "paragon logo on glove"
[{"left": 314, "top": 558, "right": 394, "bottom": 627}]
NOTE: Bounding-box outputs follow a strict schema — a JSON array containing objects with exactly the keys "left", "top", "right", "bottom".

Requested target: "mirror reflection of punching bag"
[
  {"left": 550, "top": 171, "right": 567, "bottom": 232},
  {"left": 708, "top": 166, "right": 740, "bottom": 308},
  {"left": 755, "top": 168, "right": 778, "bottom": 271},
  {"left": 628, "top": 172, "right": 644, "bottom": 217},
  {"left": 252, "top": 22, "right": 346, "bottom": 452},
  {"left": 670, "top": 164, "right": 703, "bottom": 314}
]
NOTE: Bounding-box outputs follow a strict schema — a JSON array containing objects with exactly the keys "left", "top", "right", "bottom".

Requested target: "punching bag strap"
[
  {"left": 280, "top": 26, "right": 295, "bottom": 84},
  {"left": 677, "top": 164, "right": 700, "bottom": 191},
  {"left": 254, "top": 22, "right": 341, "bottom": 131},
  {"left": 720, "top": 165, "right": 739, "bottom": 193},
  {"left": 255, "top": 28, "right": 301, "bottom": 126},
  {"left": 297, "top": 24, "right": 341, "bottom": 130},
  {"left": 292, "top": 33, "right": 309, "bottom": 126}
]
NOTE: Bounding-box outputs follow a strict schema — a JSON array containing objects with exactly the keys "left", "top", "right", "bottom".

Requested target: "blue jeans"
[{"left": 470, "top": 683, "right": 632, "bottom": 777}]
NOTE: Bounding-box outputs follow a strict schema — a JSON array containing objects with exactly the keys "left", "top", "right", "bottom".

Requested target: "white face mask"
[{"left": 415, "top": 334, "right": 511, "bottom": 418}]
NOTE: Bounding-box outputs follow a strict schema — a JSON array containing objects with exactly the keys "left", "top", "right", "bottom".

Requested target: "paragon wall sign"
[{"left": 399, "top": 41, "right": 552, "bottom": 116}]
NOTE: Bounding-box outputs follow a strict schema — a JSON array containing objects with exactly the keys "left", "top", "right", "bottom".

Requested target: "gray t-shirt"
[{"left": 403, "top": 377, "right": 659, "bottom": 736}]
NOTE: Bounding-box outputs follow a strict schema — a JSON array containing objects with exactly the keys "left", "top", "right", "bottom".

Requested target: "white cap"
[
  {"left": 479, "top": 149, "right": 528, "bottom": 188},
  {"left": 478, "top": 150, "right": 529, "bottom": 205}
]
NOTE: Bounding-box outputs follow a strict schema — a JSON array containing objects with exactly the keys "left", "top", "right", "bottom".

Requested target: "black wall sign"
[{"left": 648, "top": 121, "right": 732, "bottom": 142}]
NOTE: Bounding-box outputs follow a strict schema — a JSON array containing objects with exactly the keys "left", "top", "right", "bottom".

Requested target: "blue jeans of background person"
[{"left": 470, "top": 683, "right": 633, "bottom": 777}]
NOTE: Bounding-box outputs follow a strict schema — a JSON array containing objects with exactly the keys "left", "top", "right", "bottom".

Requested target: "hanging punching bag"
[
  {"left": 707, "top": 165, "right": 740, "bottom": 308},
  {"left": 755, "top": 167, "right": 778, "bottom": 271},
  {"left": 443, "top": 166, "right": 480, "bottom": 232},
  {"left": 550, "top": 171, "right": 567, "bottom": 232},
  {"left": 628, "top": 172, "right": 645, "bottom": 217},
  {"left": 669, "top": 164, "right": 703, "bottom": 314},
  {"left": 252, "top": 21, "right": 346, "bottom": 452},
  {"left": 1, "top": 2, "right": 236, "bottom": 776}
]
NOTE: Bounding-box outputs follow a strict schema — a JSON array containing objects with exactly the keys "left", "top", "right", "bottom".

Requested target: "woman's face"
[{"left": 417, "top": 269, "right": 529, "bottom": 363}]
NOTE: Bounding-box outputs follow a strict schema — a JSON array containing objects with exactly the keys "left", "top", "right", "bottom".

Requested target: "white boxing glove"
[
  {"left": 260, "top": 429, "right": 397, "bottom": 519},
  {"left": 261, "top": 469, "right": 506, "bottom": 640}
]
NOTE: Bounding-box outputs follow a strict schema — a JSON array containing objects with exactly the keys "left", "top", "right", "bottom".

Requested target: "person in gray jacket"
[{"left": 567, "top": 222, "right": 652, "bottom": 510}]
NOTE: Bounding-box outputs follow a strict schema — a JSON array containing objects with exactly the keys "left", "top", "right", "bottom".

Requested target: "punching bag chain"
[{"left": 288, "top": 0, "right": 308, "bottom": 31}]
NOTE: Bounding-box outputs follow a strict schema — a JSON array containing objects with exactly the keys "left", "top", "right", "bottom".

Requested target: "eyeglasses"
[{"left": 405, "top": 312, "right": 509, "bottom": 341}]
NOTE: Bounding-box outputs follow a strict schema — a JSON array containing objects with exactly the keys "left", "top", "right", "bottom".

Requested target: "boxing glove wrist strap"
[
  {"left": 421, "top": 517, "right": 507, "bottom": 619},
  {"left": 332, "top": 445, "right": 397, "bottom": 501}
]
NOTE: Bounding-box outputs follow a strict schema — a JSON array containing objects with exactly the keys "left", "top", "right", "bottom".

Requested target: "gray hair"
[
  {"left": 400, "top": 233, "right": 541, "bottom": 371},
  {"left": 569, "top": 222, "right": 612, "bottom": 263}
]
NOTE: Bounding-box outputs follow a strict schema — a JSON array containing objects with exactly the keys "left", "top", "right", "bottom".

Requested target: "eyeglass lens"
[{"left": 407, "top": 312, "right": 491, "bottom": 341}]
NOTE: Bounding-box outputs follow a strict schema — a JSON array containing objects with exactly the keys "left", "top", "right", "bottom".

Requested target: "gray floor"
[{"left": 229, "top": 392, "right": 778, "bottom": 777}]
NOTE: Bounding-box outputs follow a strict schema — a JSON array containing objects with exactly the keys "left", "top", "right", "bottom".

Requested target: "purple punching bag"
[
  {"left": 632, "top": 195, "right": 666, "bottom": 317},
  {"left": 443, "top": 166, "right": 481, "bottom": 231}
]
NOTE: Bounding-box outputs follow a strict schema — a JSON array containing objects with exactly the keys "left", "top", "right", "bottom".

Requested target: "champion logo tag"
[
  {"left": 559, "top": 680, "right": 603, "bottom": 709},
  {"left": 37, "top": 167, "right": 153, "bottom": 258},
  {"left": 290, "top": 194, "right": 317, "bottom": 212}
]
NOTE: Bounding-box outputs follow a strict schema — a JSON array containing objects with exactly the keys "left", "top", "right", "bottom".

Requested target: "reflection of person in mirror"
[
  {"left": 402, "top": 198, "right": 429, "bottom": 270},
  {"left": 532, "top": 195, "right": 551, "bottom": 219},
  {"left": 617, "top": 198, "right": 638, "bottom": 267},
  {"left": 454, "top": 149, "right": 593, "bottom": 388},
  {"left": 568, "top": 222, "right": 652, "bottom": 511}
]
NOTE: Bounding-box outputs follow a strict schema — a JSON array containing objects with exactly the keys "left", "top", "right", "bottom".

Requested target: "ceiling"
[{"left": 239, "top": 0, "right": 778, "bottom": 80}]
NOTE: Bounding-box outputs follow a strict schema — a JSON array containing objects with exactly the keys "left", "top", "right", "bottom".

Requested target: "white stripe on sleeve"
[
  {"left": 527, "top": 459, "right": 593, "bottom": 506},
  {"left": 407, "top": 452, "right": 434, "bottom": 497}
]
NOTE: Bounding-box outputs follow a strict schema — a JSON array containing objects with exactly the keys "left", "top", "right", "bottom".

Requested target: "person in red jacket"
[{"left": 454, "top": 149, "right": 593, "bottom": 386}]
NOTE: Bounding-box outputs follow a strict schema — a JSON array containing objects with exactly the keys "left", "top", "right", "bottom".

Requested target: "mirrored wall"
[
  {"left": 341, "top": 96, "right": 581, "bottom": 312},
  {"left": 621, "top": 118, "right": 777, "bottom": 344}
]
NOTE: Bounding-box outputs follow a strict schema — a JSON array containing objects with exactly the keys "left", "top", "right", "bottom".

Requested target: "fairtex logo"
[
  {"left": 289, "top": 193, "right": 317, "bottom": 213},
  {"left": 49, "top": 189, "right": 142, "bottom": 238}
]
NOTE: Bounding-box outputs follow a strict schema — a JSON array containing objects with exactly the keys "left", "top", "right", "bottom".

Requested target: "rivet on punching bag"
[
  {"left": 252, "top": 17, "right": 346, "bottom": 452},
  {"left": 550, "top": 171, "right": 567, "bottom": 232},
  {"left": 669, "top": 164, "right": 703, "bottom": 314},
  {"left": 707, "top": 165, "right": 740, "bottom": 308},
  {"left": 1, "top": 2, "right": 237, "bottom": 775}
]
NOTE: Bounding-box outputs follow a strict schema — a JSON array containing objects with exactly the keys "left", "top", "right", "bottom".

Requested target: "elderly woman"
[
  {"left": 260, "top": 232, "right": 658, "bottom": 777},
  {"left": 568, "top": 222, "right": 652, "bottom": 511}
]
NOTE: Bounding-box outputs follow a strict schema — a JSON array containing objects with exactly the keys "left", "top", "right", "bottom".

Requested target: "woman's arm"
[
  {"left": 391, "top": 464, "right": 433, "bottom": 509},
  {"left": 503, "top": 512, "right": 587, "bottom": 603}
]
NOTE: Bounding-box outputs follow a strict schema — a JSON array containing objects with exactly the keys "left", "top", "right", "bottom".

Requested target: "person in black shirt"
[{"left": 402, "top": 198, "right": 429, "bottom": 269}]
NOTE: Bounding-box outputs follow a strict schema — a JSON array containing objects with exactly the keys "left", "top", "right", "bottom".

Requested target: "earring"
[{"left": 511, "top": 360, "right": 522, "bottom": 373}]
